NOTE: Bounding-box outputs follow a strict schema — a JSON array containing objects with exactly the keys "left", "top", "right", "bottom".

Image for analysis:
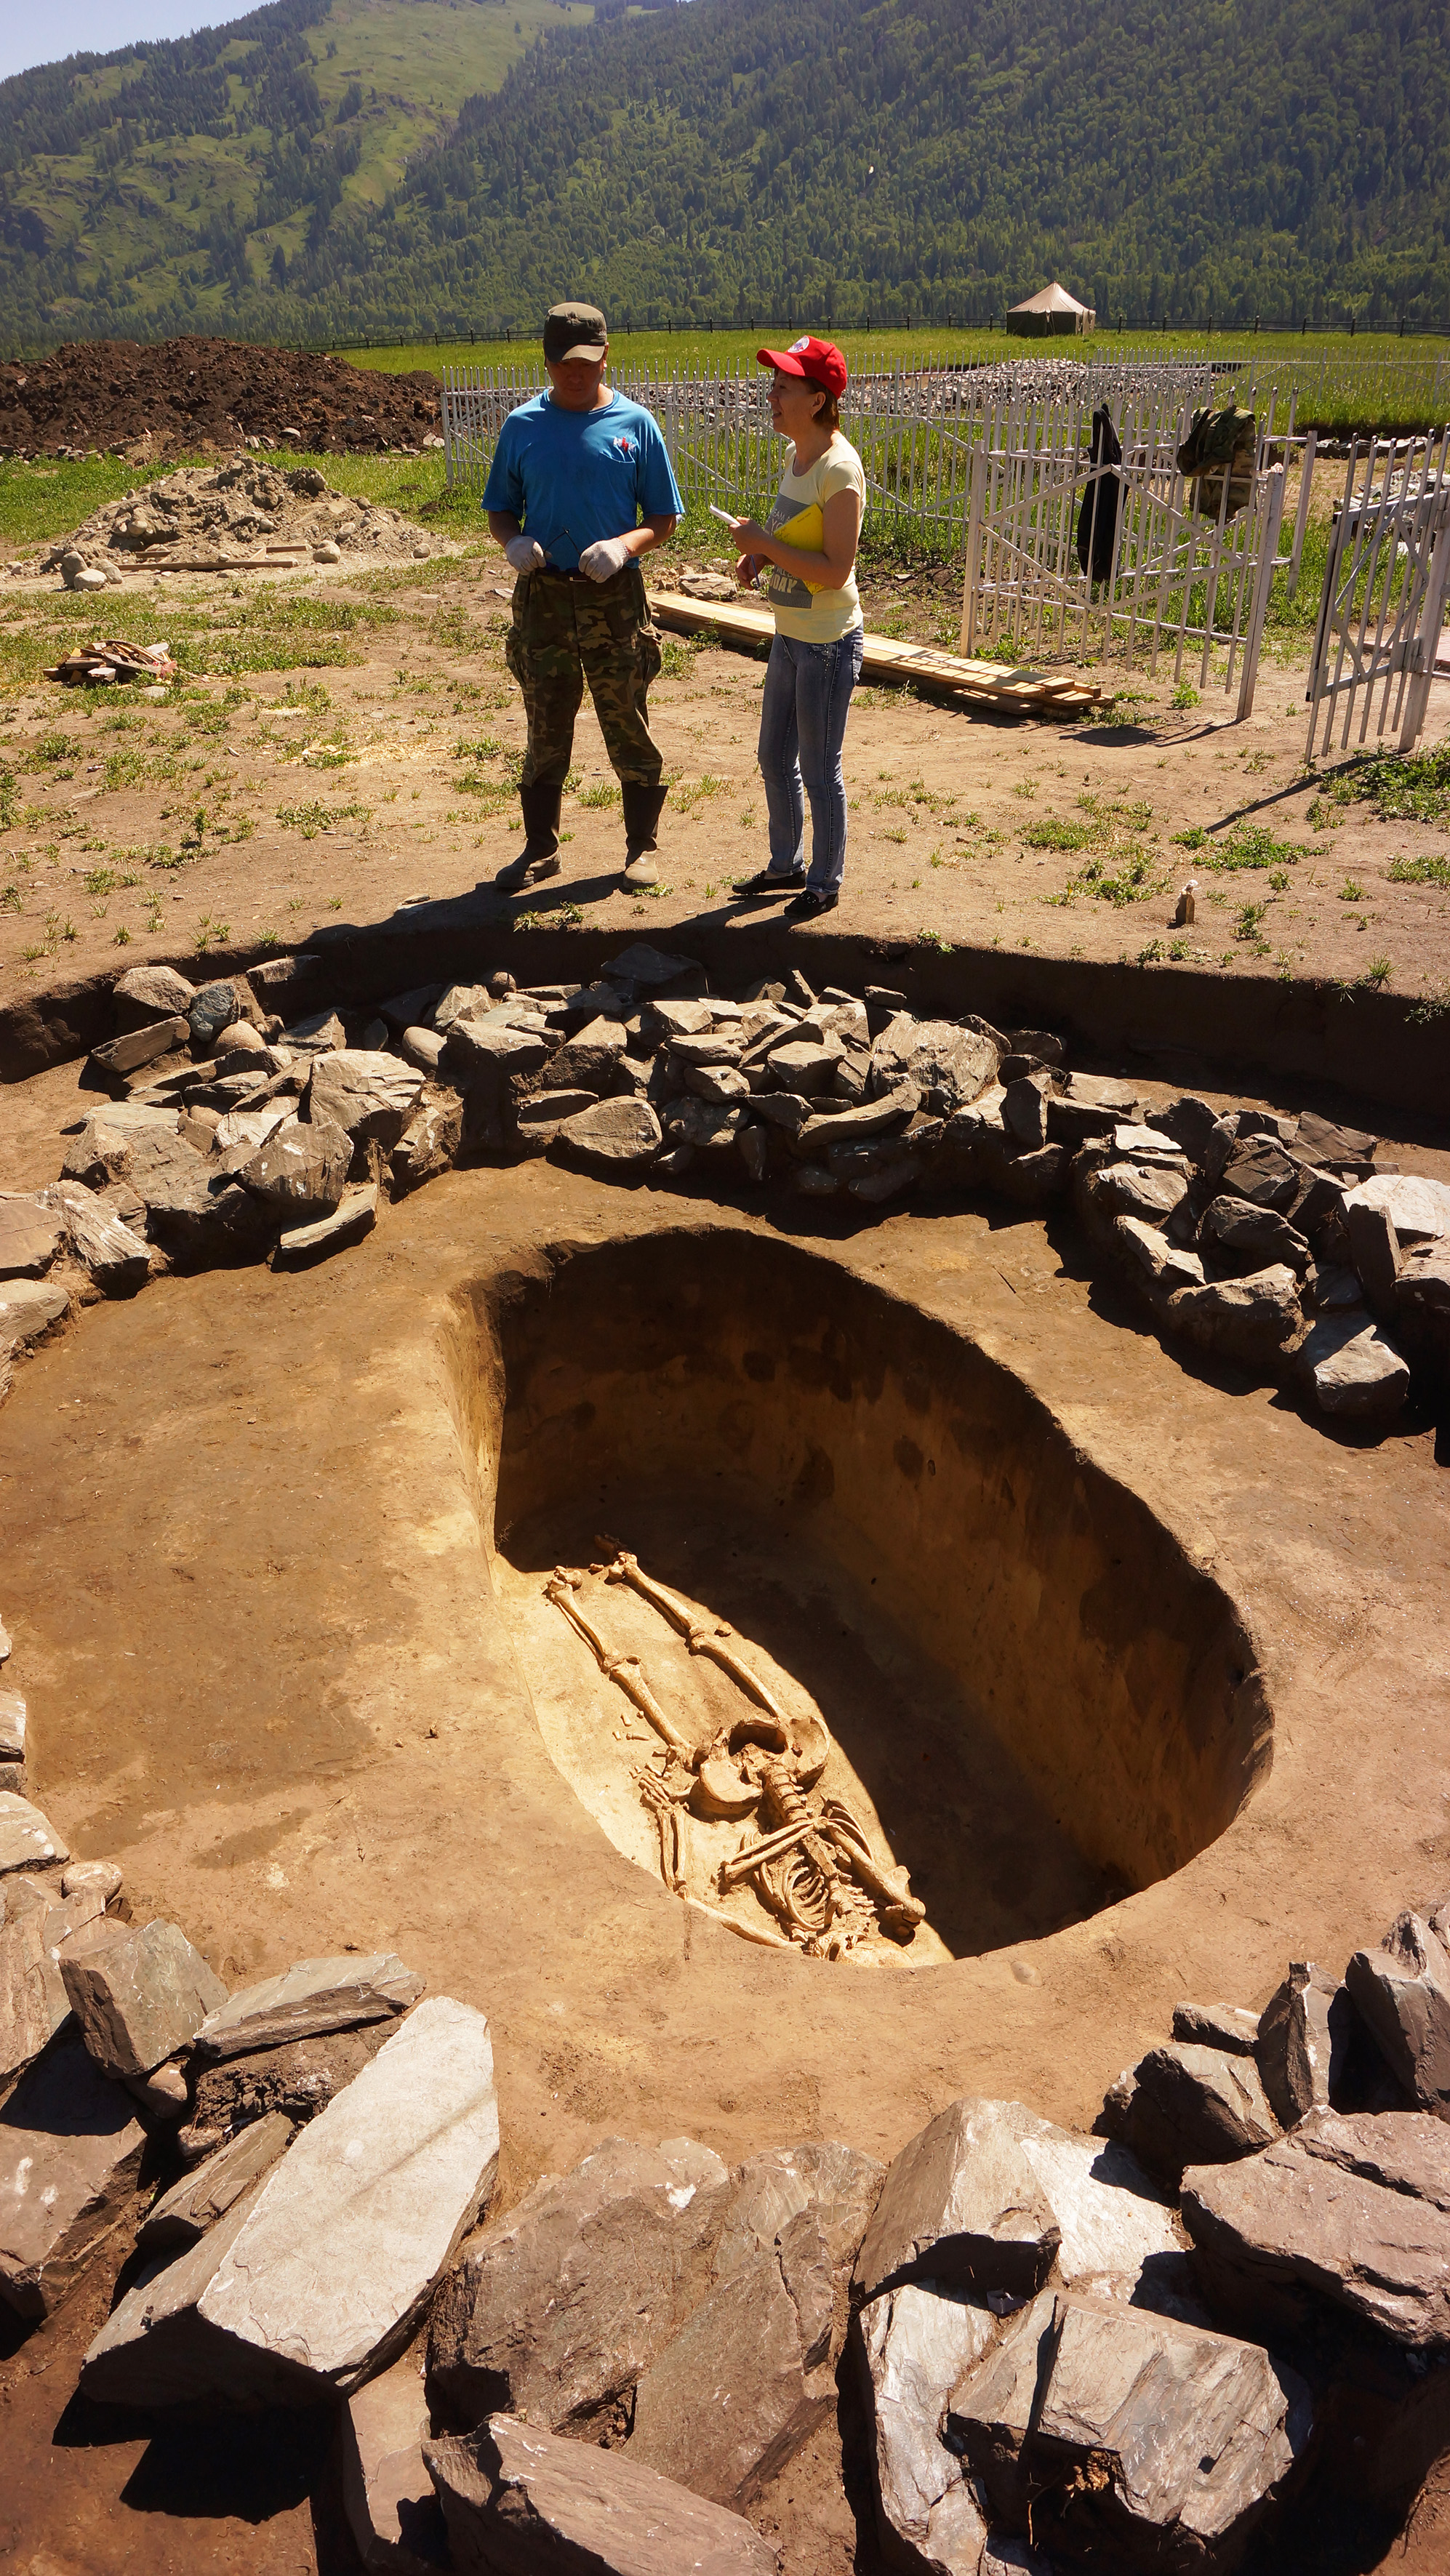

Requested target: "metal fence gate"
[
  {"left": 1305, "top": 431, "right": 1450, "bottom": 758},
  {"left": 956, "top": 384, "right": 1305, "bottom": 713}
]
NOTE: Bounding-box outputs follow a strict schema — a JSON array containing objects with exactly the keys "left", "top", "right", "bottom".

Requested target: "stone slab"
[
  {"left": 308, "top": 1050, "right": 425, "bottom": 1150},
  {"left": 191, "top": 2021, "right": 396, "bottom": 2139},
  {"left": 194, "top": 1952, "right": 423, "bottom": 2061},
  {"left": 0, "top": 2031, "right": 146, "bottom": 2317},
  {"left": 0, "top": 1280, "right": 70, "bottom": 1349},
  {"left": 858, "top": 2280, "right": 996, "bottom": 2574},
  {"left": 1181, "top": 2109, "right": 1450, "bottom": 2351},
  {"left": 41, "top": 1184, "right": 151, "bottom": 1291},
  {"left": 1295, "top": 1311, "right": 1411, "bottom": 1419},
  {"left": 1343, "top": 1174, "right": 1450, "bottom": 1243},
  {"left": 1109, "top": 2042, "right": 1280, "bottom": 2184},
  {"left": 239, "top": 1111, "right": 352, "bottom": 1214},
  {"left": 61, "top": 1916, "right": 226, "bottom": 2077},
  {"left": 0, "top": 1193, "right": 65, "bottom": 1280},
  {"left": 1346, "top": 1913, "right": 1450, "bottom": 2113},
  {"left": 196, "top": 1993, "right": 498, "bottom": 2394},
  {"left": 0, "top": 1688, "right": 25, "bottom": 1762},
  {"left": 90, "top": 1016, "right": 191, "bottom": 1078},
  {"left": 425, "top": 2414, "right": 780, "bottom": 2576},
  {"left": 139, "top": 2110, "right": 295, "bottom": 2250},
  {"left": 1255, "top": 1962, "right": 1349, "bottom": 2128},
  {"left": 428, "top": 2132, "right": 730, "bottom": 2431},
  {"left": 343, "top": 2354, "right": 449, "bottom": 2573},
  {"left": 0, "top": 1791, "right": 68, "bottom": 1877},
  {"left": 554, "top": 1098, "right": 663, "bottom": 1172},
  {"left": 273, "top": 1180, "right": 378, "bottom": 1265},
  {"left": 854, "top": 2097, "right": 1061, "bottom": 2303}
]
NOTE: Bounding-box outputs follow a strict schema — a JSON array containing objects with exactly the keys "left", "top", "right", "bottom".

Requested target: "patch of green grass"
[
  {"left": 1024, "top": 816, "right": 1096, "bottom": 851},
  {"left": 577, "top": 780, "right": 621, "bottom": 808},
  {"left": 1309, "top": 740, "right": 1450, "bottom": 828},
  {"left": 1387, "top": 851, "right": 1450, "bottom": 887},
  {"left": 1177, "top": 820, "right": 1319, "bottom": 872},
  {"left": 1339, "top": 878, "right": 1363, "bottom": 902},
  {"left": 276, "top": 800, "right": 372, "bottom": 840},
  {"left": 1234, "top": 900, "right": 1268, "bottom": 940}
]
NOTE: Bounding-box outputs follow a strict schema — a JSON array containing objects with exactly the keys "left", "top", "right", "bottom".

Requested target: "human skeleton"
[{"left": 544, "top": 1539, "right": 925, "bottom": 1958}]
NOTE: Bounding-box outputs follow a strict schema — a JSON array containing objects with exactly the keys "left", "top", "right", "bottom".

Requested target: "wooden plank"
[{"left": 648, "top": 589, "right": 1099, "bottom": 714}]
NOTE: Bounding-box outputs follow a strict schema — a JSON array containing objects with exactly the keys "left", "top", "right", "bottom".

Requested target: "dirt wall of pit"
[{"left": 460, "top": 1229, "right": 1271, "bottom": 1893}]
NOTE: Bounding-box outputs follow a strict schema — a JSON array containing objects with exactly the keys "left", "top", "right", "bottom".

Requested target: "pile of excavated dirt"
[
  {"left": 25, "top": 454, "right": 443, "bottom": 582},
  {"left": 0, "top": 335, "right": 441, "bottom": 462}
]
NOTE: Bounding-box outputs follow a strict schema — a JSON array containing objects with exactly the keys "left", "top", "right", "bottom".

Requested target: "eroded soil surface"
[{"left": 1, "top": 539, "right": 1448, "bottom": 1026}]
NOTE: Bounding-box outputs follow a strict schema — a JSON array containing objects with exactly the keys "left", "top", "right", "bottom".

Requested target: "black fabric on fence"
[{"left": 1076, "top": 404, "right": 1123, "bottom": 582}]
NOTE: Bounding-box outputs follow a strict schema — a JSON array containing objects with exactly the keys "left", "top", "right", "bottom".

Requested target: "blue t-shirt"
[{"left": 481, "top": 390, "right": 684, "bottom": 572}]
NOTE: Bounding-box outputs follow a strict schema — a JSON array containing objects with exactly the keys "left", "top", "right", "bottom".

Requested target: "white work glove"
[
  {"left": 579, "top": 534, "right": 633, "bottom": 583},
  {"left": 504, "top": 534, "right": 545, "bottom": 574}
]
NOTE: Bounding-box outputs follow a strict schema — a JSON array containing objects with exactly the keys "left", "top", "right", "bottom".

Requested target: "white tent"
[{"left": 1006, "top": 281, "right": 1096, "bottom": 337}]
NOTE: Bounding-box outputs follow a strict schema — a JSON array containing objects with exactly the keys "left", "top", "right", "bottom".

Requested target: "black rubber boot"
[
  {"left": 620, "top": 780, "right": 668, "bottom": 886},
  {"left": 497, "top": 783, "right": 563, "bottom": 891}
]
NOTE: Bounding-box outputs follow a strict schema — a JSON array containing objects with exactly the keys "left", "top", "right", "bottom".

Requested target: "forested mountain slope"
[{"left": 1, "top": 0, "right": 1445, "bottom": 347}]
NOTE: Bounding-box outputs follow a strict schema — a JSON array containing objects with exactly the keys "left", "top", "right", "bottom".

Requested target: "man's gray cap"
[{"left": 544, "top": 302, "right": 608, "bottom": 363}]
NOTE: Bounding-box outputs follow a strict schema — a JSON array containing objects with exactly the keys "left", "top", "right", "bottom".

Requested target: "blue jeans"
[{"left": 757, "top": 625, "right": 865, "bottom": 894}]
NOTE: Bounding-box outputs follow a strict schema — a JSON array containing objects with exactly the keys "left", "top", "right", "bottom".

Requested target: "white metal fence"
[{"left": 1305, "top": 432, "right": 1450, "bottom": 757}]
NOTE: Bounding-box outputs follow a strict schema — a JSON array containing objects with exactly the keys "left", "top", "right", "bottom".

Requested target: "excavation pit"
[{"left": 473, "top": 1229, "right": 1272, "bottom": 1965}]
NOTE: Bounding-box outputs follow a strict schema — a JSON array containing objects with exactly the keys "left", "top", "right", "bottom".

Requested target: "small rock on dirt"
[
  {"left": 113, "top": 963, "right": 198, "bottom": 1032},
  {"left": 273, "top": 1179, "right": 378, "bottom": 1266},
  {"left": 391, "top": 1088, "right": 463, "bottom": 1195},
  {"left": 1256, "top": 1962, "right": 1352, "bottom": 2127},
  {"left": 1294, "top": 1311, "right": 1410, "bottom": 1418},
  {"left": 1166, "top": 1265, "right": 1302, "bottom": 1368},
  {"left": 239, "top": 1113, "right": 351, "bottom": 1215},
  {"left": 1172, "top": 2002, "right": 1260, "bottom": 2056},
  {"left": 425, "top": 2413, "right": 780, "bottom": 2576},
  {"left": 308, "top": 1050, "right": 425, "bottom": 1152}
]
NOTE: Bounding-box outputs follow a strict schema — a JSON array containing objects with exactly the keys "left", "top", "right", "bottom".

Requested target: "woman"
[{"left": 724, "top": 337, "right": 865, "bottom": 918}]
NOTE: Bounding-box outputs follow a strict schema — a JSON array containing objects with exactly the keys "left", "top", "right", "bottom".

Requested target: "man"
[{"left": 484, "top": 302, "right": 682, "bottom": 891}]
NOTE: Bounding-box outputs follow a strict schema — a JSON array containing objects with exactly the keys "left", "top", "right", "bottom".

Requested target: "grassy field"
[{"left": 337, "top": 326, "right": 1450, "bottom": 434}]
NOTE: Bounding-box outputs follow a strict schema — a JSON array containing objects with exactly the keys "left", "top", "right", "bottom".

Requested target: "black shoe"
[
  {"left": 735, "top": 867, "right": 806, "bottom": 898},
  {"left": 785, "top": 885, "right": 840, "bottom": 919},
  {"left": 497, "top": 851, "right": 561, "bottom": 892}
]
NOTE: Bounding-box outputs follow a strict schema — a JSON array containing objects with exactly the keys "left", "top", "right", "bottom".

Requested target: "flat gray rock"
[
  {"left": 60, "top": 1916, "right": 227, "bottom": 2077},
  {"left": 90, "top": 1015, "right": 191, "bottom": 1077},
  {"left": 1295, "top": 1311, "right": 1410, "bottom": 1418},
  {"left": 428, "top": 2133, "right": 730, "bottom": 2431},
  {"left": 308, "top": 1049, "right": 425, "bottom": 1150},
  {"left": 949, "top": 2290, "right": 1309, "bottom": 2568},
  {"left": 1, "top": 1873, "right": 105, "bottom": 2083},
  {"left": 273, "top": 1180, "right": 378, "bottom": 1265},
  {"left": 1203, "top": 1195, "right": 1310, "bottom": 1272},
  {"left": 601, "top": 942, "right": 703, "bottom": 995},
  {"left": 193, "top": 1951, "right": 423, "bottom": 2061},
  {"left": 766, "top": 1038, "right": 842, "bottom": 1095},
  {"left": 0, "top": 2030, "right": 146, "bottom": 2317},
  {"left": 1181, "top": 2109, "right": 1450, "bottom": 2351},
  {"left": 0, "top": 1192, "right": 65, "bottom": 1280},
  {"left": 196, "top": 1993, "right": 497, "bottom": 2396},
  {"left": 343, "top": 2354, "right": 449, "bottom": 2573},
  {"left": 514, "top": 1089, "right": 599, "bottom": 1150},
  {"left": 854, "top": 2098, "right": 1061, "bottom": 2303},
  {"left": 1345, "top": 1912, "right": 1450, "bottom": 2113},
  {"left": 798, "top": 1079, "right": 921, "bottom": 1152},
  {"left": 1093, "top": 1158, "right": 1190, "bottom": 1224},
  {"left": 1109, "top": 2042, "right": 1280, "bottom": 2184},
  {"left": 425, "top": 2414, "right": 780, "bottom": 2576},
  {"left": 140, "top": 2109, "right": 295, "bottom": 2250},
  {"left": 1115, "top": 1214, "right": 1205, "bottom": 1290},
  {"left": 0, "top": 1791, "right": 69, "bottom": 1876},
  {"left": 1047, "top": 1075, "right": 1140, "bottom": 1144},
  {"left": 555, "top": 1098, "right": 663, "bottom": 1171},
  {"left": 239, "top": 1112, "right": 352, "bottom": 1214},
  {"left": 81, "top": 2172, "right": 294, "bottom": 2408},
  {"left": 858, "top": 2281, "right": 997, "bottom": 2573}
]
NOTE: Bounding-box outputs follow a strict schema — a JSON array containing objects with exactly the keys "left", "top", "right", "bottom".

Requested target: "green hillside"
[
  {"left": 0, "top": 0, "right": 591, "bottom": 345},
  {"left": 1, "top": 0, "right": 1446, "bottom": 349}
]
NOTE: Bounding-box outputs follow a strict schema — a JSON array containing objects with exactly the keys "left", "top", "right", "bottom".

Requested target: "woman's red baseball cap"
[{"left": 757, "top": 334, "right": 848, "bottom": 396}]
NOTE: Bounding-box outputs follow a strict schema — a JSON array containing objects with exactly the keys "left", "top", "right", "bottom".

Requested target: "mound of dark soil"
[{"left": 0, "top": 336, "right": 441, "bottom": 462}]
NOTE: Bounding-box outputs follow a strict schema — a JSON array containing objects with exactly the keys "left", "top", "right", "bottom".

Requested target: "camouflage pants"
[{"left": 505, "top": 562, "right": 664, "bottom": 790}]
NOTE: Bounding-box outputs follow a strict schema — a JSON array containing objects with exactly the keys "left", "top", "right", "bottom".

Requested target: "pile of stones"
[
  {"left": 20, "top": 455, "right": 439, "bottom": 590},
  {"left": 3, "top": 939, "right": 1446, "bottom": 1435},
  {"left": 6, "top": 1722, "right": 1450, "bottom": 2572}
]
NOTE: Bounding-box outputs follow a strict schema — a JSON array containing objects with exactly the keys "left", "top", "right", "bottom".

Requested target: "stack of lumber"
[{"left": 648, "top": 590, "right": 1099, "bottom": 715}]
